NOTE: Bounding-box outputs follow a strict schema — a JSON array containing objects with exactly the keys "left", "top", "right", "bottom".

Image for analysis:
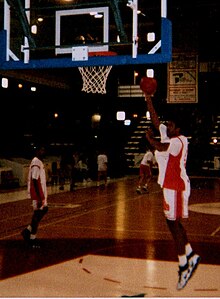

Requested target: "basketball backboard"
[{"left": 0, "top": 0, "right": 172, "bottom": 70}]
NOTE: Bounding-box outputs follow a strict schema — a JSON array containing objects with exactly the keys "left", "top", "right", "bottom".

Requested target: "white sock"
[
  {"left": 185, "top": 243, "right": 193, "bottom": 257},
  {"left": 30, "top": 234, "right": 36, "bottom": 240},
  {"left": 178, "top": 254, "right": 187, "bottom": 267},
  {"left": 27, "top": 225, "right": 32, "bottom": 232}
]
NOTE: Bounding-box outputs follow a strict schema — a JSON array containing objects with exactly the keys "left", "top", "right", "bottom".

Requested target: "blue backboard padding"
[
  {"left": 0, "top": 18, "right": 172, "bottom": 70},
  {"left": 0, "top": 30, "right": 7, "bottom": 65}
]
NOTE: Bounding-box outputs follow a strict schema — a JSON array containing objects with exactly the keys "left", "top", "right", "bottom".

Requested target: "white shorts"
[{"left": 163, "top": 183, "right": 190, "bottom": 220}]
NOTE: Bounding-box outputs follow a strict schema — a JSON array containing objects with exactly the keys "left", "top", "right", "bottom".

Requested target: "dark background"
[{"left": 0, "top": 0, "right": 219, "bottom": 177}]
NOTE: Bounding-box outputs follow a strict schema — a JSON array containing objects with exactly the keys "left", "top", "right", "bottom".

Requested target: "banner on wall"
[{"left": 167, "top": 54, "right": 198, "bottom": 103}]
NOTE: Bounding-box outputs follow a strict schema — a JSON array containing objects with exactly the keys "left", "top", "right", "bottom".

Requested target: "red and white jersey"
[
  {"left": 162, "top": 135, "right": 189, "bottom": 191},
  {"left": 27, "top": 157, "right": 47, "bottom": 207}
]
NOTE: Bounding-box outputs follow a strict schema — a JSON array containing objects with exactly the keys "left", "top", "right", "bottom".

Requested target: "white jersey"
[
  {"left": 27, "top": 157, "right": 47, "bottom": 208},
  {"left": 141, "top": 150, "right": 154, "bottom": 166},
  {"left": 97, "top": 154, "right": 108, "bottom": 171},
  {"left": 154, "top": 123, "right": 170, "bottom": 187}
]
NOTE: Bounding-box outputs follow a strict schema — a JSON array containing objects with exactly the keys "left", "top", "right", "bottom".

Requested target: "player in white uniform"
[
  {"left": 97, "top": 150, "right": 108, "bottom": 187},
  {"left": 21, "top": 145, "right": 48, "bottom": 248},
  {"left": 144, "top": 94, "right": 201, "bottom": 290},
  {"left": 136, "top": 148, "right": 154, "bottom": 194}
]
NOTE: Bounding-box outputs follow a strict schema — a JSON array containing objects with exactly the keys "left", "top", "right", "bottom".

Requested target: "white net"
[{"left": 78, "top": 65, "right": 112, "bottom": 94}]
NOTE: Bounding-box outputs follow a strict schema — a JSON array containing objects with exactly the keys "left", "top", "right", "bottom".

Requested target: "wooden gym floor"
[{"left": 0, "top": 175, "right": 219, "bottom": 297}]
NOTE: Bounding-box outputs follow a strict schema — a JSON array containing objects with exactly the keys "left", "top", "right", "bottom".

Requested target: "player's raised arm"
[
  {"left": 139, "top": 76, "right": 160, "bottom": 131},
  {"left": 144, "top": 94, "right": 160, "bottom": 131}
]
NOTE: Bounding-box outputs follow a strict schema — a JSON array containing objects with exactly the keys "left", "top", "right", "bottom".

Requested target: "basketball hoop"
[
  {"left": 78, "top": 65, "right": 112, "bottom": 94},
  {"left": 78, "top": 51, "right": 117, "bottom": 94}
]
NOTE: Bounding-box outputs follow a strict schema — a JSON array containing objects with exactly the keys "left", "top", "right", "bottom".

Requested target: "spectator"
[
  {"left": 70, "top": 150, "right": 80, "bottom": 191},
  {"left": 77, "top": 154, "right": 89, "bottom": 183},
  {"left": 50, "top": 161, "right": 59, "bottom": 186},
  {"left": 97, "top": 150, "right": 108, "bottom": 187},
  {"left": 59, "top": 153, "right": 70, "bottom": 190}
]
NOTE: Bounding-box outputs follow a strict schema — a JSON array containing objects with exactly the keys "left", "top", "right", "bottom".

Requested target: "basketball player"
[
  {"left": 136, "top": 147, "right": 154, "bottom": 194},
  {"left": 144, "top": 94, "right": 200, "bottom": 290},
  {"left": 21, "top": 145, "right": 48, "bottom": 248},
  {"left": 97, "top": 150, "right": 108, "bottom": 187}
]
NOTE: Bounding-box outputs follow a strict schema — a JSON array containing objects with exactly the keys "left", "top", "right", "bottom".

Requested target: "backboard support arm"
[{"left": 110, "top": 0, "right": 128, "bottom": 43}]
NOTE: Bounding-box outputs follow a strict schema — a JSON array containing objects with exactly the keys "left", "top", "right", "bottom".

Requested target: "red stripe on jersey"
[
  {"left": 30, "top": 178, "right": 44, "bottom": 202},
  {"left": 163, "top": 138, "right": 185, "bottom": 191}
]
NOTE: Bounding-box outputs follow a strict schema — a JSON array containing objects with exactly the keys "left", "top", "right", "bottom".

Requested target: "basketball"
[{"left": 140, "top": 77, "right": 157, "bottom": 95}]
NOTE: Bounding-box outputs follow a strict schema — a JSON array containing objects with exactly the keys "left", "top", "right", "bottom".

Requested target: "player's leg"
[
  {"left": 136, "top": 165, "right": 144, "bottom": 194},
  {"left": 143, "top": 166, "right": 151, "bottom": 192},
  {"left": 181, "top": 187, "right": 201, "bottom": 279},
  {"left": 163, "top": 189, "right": 191, "bottom": 290},
  {"left": 104, "top": 171, "right": 108, "bottom": 187},
  {"left": 97, "top": 171, "right": 101, "bottom": 186},
  {"left": 28, "top": 207, "right": 48, "bottom": 248}
]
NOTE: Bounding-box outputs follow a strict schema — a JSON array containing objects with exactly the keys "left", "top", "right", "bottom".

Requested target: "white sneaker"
[
  {"left": 136, "top": 187, "right": 142, "bottom": 194},
  {"left": 177, "top": 263, "right": 190, "bottom": 290},
  {"left": 142, "top": 185, "right": 149, "bottom": 193},
  {"left": 188, "top": 253, "right": 201, "bottom": 279}
]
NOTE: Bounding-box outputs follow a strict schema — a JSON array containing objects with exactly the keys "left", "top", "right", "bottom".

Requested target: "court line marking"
[
  {"left": 211, "top": 226, "right": 220, "bottom": 237},
  {"left": 189, "top": 202, "right": 220, "bottom": 215},
  {"left": 49, "top": 203, "right": 81, "bottom": 208}
]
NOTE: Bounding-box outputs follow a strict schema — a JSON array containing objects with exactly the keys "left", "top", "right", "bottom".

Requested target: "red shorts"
[{"left": 139, "top": 164, "right": 151, "bottom": 177}]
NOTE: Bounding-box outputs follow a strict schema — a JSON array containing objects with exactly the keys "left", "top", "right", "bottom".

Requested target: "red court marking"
[
  {"left": 103, "top": 277, "right": 121, "bottom": 283},
  {"left": 82, "top": 267, "right": 91, "bottom": 274},
  {"left": 194, "top": 288, "right": 218, "bottom": 292},
  {"left": 144, "top": 285, "right": 167, "bottom": 290}
]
